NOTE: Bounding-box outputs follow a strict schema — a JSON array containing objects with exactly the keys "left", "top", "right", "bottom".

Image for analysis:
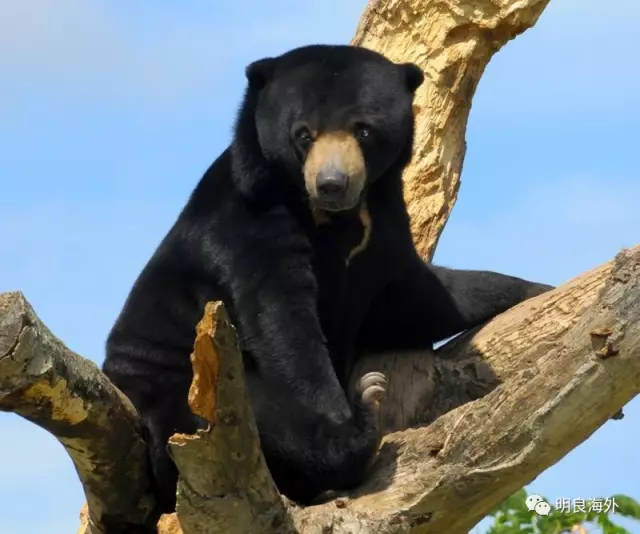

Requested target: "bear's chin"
[{"left": 312, "top": 199, "right": 360, "bottom": 213}]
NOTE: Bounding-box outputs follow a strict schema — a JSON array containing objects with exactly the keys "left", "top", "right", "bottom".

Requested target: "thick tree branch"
[
  {"left": 348, "top": 247, "right": 640, "bottom": 433},
  {"left": 0, "top": 292, "right": 157, "bottom": 534},
  {"left": 337, "top": 246, "right": 640, "bottom": 533},
  {"left": 2, "top": 246, "right": 638, "bottom": 533},
  {"left": 352, "top": 0, "right": 551, "bottom": 260},
  {"left": 3, "top": 0, "right": 635, "bottom": 533}
]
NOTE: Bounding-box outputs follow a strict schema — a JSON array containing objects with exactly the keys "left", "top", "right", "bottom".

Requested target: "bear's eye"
[
  {"left": 298, "top": 129, "right": 312, "bottom": 143},
  {"left": 292, "top": 124, "right": 314, "bottom": 148},
  {"left": 353, "top": 124, "right": 371, "bottom": 142}
]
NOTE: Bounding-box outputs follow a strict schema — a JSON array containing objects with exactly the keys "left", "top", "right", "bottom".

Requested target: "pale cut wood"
[{"left": 352, "top": 0, "right": 552, "bottom": 260}]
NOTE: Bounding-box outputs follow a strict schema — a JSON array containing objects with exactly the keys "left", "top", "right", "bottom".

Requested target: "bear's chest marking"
[
  {"left": 346, "top": 203, "right": 371, "bottom": 265},
  {"left": 311, "top": 202, "right": 372, "bottom": 266}
]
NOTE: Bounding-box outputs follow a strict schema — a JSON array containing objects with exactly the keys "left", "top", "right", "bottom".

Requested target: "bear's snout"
[
  {"left": 316, "top": 168, "right": 349, "bottom": 203},
  {"left": 304, "top": 131, "right": 366, "bottom": 211}
]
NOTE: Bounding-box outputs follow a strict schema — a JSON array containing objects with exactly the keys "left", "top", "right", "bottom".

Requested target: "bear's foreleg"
[{"left": 356, "top": 258, "right": 554, "bottom": 351}]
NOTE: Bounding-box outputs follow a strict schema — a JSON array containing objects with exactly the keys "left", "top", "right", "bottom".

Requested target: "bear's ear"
[
  {"left": 400, "top": 62, "right": 424, "bottom": 93},
  {"left": 245, "top": 57, "right": 277, "bottom": 90}
]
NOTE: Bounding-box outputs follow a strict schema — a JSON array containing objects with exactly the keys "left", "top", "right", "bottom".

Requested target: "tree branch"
[
  {"left": 338, "top": 246, "right": 640, "bottom": 533},
  {"left": 352, "top": 0, "right": 552, "bottom": 260},
  {"left": 166, "top": 302, "right": 295, "bottom": 534},
  {"left": 4, "top": 1, "right": 635, "bottom": 533},
  {"left": 0, "top": 292, "right": 157, "bottom": 534},
  {"left": 2, "top": 247, "right": 638, "bottom": 533}
]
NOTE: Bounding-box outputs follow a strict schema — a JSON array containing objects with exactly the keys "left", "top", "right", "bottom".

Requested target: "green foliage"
[{"left": 485, "top": 488, "right": 640, "bottom": 534}]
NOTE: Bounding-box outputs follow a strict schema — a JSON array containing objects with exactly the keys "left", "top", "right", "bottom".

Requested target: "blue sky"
[{"left": 0, "top": 1, "right": 638, "bottom": 533}]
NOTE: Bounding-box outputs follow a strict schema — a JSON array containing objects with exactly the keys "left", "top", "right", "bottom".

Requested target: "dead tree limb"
[
  {"left": 2, "top": 0, "right": 636, "bottom": 533},
  {"left": 166, "top": 302, "right": 295, "bottom": 534},
  {"left": 337, "top": 247, "right": 640, "bottom": 533},
  {"left": 1, "top": 246, "right": 639, "bottom": 533},
  {"left": 0, "top": 291, "right": 157, "bottom": 533},
  {"left": 352, "top": 0, "right": 552, "bottom": 259}
]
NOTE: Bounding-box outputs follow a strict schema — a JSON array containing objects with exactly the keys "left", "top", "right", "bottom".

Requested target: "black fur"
[{"left": 102, "top": 44, "right": 552, "bottom": 524}]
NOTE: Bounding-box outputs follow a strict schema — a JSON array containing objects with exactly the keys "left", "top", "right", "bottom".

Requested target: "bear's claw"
[{"left": 357, "top": 371, "right": 387, "bottom": 407}]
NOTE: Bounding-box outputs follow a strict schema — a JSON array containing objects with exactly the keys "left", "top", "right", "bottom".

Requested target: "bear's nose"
[{"left": 316, "top": 171, "right": 349, "bottom": 201}]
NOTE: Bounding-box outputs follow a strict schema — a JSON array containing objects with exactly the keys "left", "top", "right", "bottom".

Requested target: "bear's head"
[{"left": 232, "top": 45, "right": 424, "bottom": 212}]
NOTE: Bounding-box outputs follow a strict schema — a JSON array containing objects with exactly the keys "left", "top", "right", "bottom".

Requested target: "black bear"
[{"left": 102, "top": 44, "right": 552, "bottom": 518}]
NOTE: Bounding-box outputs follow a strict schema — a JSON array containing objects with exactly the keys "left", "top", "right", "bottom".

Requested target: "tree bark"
[
  {"left": 166, "top": 302, "right": 295, "bottom": 534},
  {"left": 337, "top": 247, "right": 640, "bottom": 534},
  {"left": 352, "top": 0, "right": 551, "bottom": 260},
  {"left": 0, "top": 292, "right": 157, "bottom": 534},
  {"left": 1, "top": 246, "right": 639, "bottom": 534}
]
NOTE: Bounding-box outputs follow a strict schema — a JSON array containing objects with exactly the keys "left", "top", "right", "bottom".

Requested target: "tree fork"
[
  {"left": 1, "top": 246, "right": 639, "bottom": 533},
  {"left": 2, "top": 0, "right": 637, "bottom": 533}
]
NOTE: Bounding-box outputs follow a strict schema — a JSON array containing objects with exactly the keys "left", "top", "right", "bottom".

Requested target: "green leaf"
[
  {"left": 610, "top": 495, "right": 640, "bottom": 519},
  {"left": 484, "top": 489, "right": 640, "bottom": 534}
]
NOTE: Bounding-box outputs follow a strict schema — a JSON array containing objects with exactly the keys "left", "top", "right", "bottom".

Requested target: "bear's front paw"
[
  {"left": 354, "top": 371, "right": 387, "bottom": 472},
  {"left": 356, "top": 371, "right": 387, "bottom": 412}
]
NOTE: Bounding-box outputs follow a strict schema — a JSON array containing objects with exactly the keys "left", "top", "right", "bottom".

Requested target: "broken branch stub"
[{"left": 167, "top": 301, "right": 295, "bottom": 534}]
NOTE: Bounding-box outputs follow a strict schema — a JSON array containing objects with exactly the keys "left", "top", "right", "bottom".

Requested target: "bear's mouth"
[{"left": 304, "top": 131, "right": 366, "bottom": 212}]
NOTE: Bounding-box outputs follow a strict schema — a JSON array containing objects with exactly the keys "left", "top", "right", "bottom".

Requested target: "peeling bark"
[{"left": 166, "top": 302, "right": 294, "bottom": 534}]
